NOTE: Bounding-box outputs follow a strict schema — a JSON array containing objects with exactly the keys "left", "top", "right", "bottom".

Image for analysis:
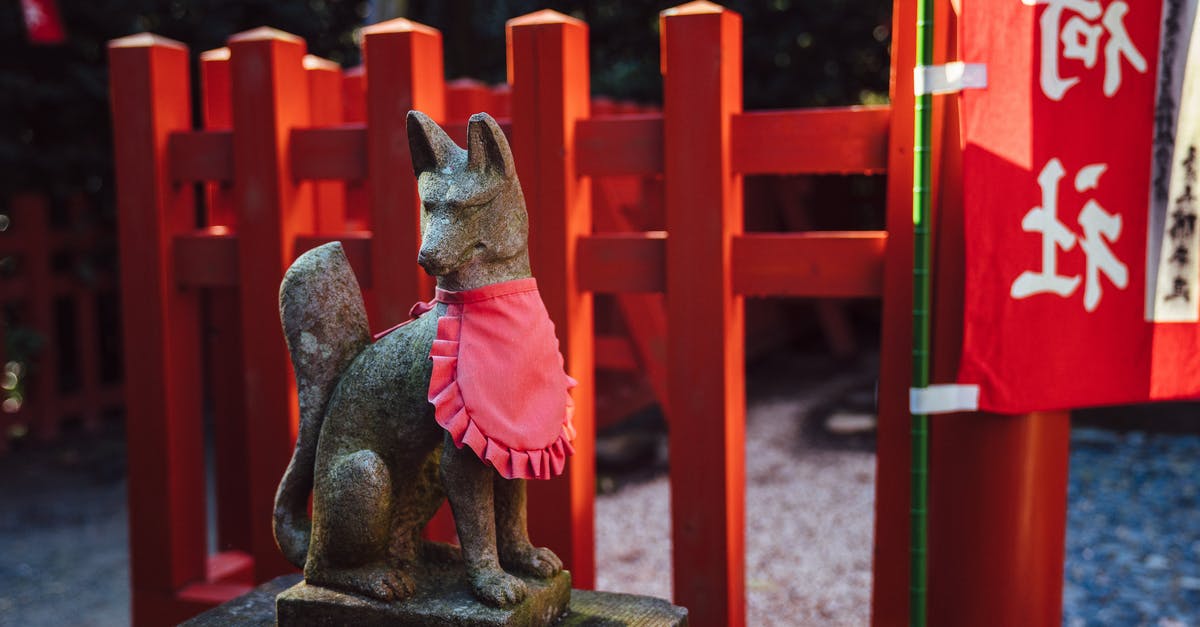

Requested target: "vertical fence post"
[
  {"left": 507, "top": 9, "right": 596, "bottom": 588},
  {"left": 199, "top": 46, "right": 254, "bottom": 556},
  {"left": 200, "top": 48, "right": 235, "bottom": 228},
  {"left": 362, "top": 19, "right": 444, "bottom": 327},
  {"left": 228, "top": 27, "right": 314, "bottom": 580},
  {"left": 873, "top": 0, "right": 916, "bottom": 621},
  {"left": 341, "top": 66, "right": 369, "bottom": 230},
  {"left": 660, "top": 3, "right": 744, "bottom": 626},
  {"left": 108, "top": 33, "right": 208, "bottom": 625},
  {"left": 22, "top": 195, "right": 56, "bottom": 440},
  {"left": 305, "top": 55, "right": 347, "bottom": 234}
]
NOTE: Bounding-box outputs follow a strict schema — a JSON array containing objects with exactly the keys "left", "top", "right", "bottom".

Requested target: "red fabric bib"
[{"left": 379, "top": 278, "right": 576, "bottom": 480}]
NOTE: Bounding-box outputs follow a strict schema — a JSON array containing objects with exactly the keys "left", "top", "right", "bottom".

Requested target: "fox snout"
[
  {"left": 418, "top": 239, "right": 482, "bottom": 277},
  {"left": 417, "top": 247, "right": 445, "bottom": 276}
]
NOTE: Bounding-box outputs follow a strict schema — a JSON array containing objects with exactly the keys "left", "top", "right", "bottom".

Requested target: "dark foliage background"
[
  {"left": 0, "top": 1, "right": 366, "bottom": 202},
  {"left": 0, "top": 0, "right": 891, "bottom": 201},
  {"left": 409, "top": 0, "right": 891, "bottom": 109},
  {"left": 0, "top": 0, "right": 891, "bottom": 404}
]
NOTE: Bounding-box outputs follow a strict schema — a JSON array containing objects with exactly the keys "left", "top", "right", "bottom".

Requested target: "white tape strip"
[
  {"left": 913, "top": 62, "right": 988, "bottom": 96},
  {"left": 909, "top": 384, "right": 981, "bottom": 415}
]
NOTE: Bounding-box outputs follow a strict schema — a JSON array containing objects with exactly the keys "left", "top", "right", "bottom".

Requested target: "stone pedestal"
[
  {"left": 179, "top": 573, "right": 688, "bottom": 626},
  {"left": 276, "top": 569, "right": 571, "bottom": 627}
]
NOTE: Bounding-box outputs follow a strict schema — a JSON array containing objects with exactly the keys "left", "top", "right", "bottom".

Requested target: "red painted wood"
[
  {"left": 199, "top": 47, "right": 234, "bottom": 227},
  {"left": 74, "top": 240, "right": 102, "bottom": 431},
  {"left": 228, "top": 26, "right": 313, "bottom": 581},
  {"left": 446, "top": 77, "right": 493, "bottom": 121},
  {"left": 576, "top": 232, "right": 666, "bottom": 293},
  {"left": 20, "top": 195, "right": 56, "bottom": 440},
  {"left": 176, "top": 582, "right": 255, "bottom": 605},
  {"left": 576, "top": 107, "right": 890, "bottom": 178},
  {"left": 173, "top": 230, "right": 237, "bottom": 287},
  {"left": 362, "top": 19, "right": 443, "bottom": 329},
  {"left": 342, "top": 65, "right": 366, "bottom": 123},
  {"left": 732, "top": 232, "right": 886, "bottom": 297},
  {"left": 290, "top": 125, "right": 366, "bottom": 181},
  {"left": 205, "top": 550, "right": 255, "bottom": 584},
  {"left": 490, "top": 84, "right": 513, "bottom": 119},
  {"left": 305, "top": 55, "right": 347, "bottom": 234},
  {"left": 198, "top": 49, "right": 254, "bottom": 557},
  {"left": 731, "top": 107, "right": 890, "bottom": 175},
  {"left": 661, "top": 4, "right": 745, "bottom": 626},
  {"left": 108, "top": 33, "right": 208, "bottom": 625},
  {"left": 594, "top": 335, "right": 639, "bottom": 371},
  {"left": 169, "top": 130, "right": 232, "bottom": 183},
  {"left": 341, "top": 65, "right": 369, "bottom": 229},
  {"left": 575, "top": 115, "right": 663, "bottom": 177},
  {"left": 508, "top": 9, "right": 596, "bottom": 588},
  {"left": 591, "top": 186, "right": 670, "bottom": 416},
  {"left": 871, "top": 0, "right": 916, "bottom": 621}
]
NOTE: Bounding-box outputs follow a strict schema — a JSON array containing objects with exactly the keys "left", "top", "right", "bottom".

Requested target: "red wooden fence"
[
  {"left": 109, "top": 2, "right": 1072, "bottom": 626},
  {"left": 0, "top": 193, "right": 123, "bottom": 453}
]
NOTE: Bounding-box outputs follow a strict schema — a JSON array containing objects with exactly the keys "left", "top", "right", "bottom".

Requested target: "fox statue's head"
[{"left": 406, "top": 110, "right": 530, "bottom": 292}]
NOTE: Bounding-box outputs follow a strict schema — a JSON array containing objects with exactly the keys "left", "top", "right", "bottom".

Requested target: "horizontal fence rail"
[{"left": 109, "top": 4, "right": 902, "bottom": 626}]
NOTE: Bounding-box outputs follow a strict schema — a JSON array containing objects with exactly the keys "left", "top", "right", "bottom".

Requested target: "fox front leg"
[
  {"left": 493, "top": 477, "right": 563, "bottom": 578},
  {"left": 439, "top": 434, "right": 528, "bottom": 607}
]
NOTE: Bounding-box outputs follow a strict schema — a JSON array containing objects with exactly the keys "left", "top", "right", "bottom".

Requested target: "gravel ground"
[
  {"left": 594, "top": 358, "right": 877, "bottom": 627},
  {"left": 1064, "top": 428, "right": 1200, "bottom": 626},
  {"left": 0, "top": 428, "right": 129, "bottom": 626},
  {"left": 1, "top": 351, "right": 1198, "bottom": 626}
]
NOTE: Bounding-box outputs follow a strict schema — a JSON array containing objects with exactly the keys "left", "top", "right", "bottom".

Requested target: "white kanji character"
[
  {"left": 1033, "top": 0, "right": 1147, "bottom": 100},
  {"left": 1011, "top": 159, "right": 1129, "bottom": 311},
  {"left": 1074, "top": 164, "right": 1128, "bottom": 311},
  {"left": 1012, "top": 158, "right": 1082, "bottom": 299}
]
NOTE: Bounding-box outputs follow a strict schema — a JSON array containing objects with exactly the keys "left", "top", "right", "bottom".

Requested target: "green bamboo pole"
[{"left": 910, "top": 0, "right": 934, "bottom": 622}]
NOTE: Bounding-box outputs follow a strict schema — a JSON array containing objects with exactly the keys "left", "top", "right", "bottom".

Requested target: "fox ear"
[
  {"left": 466, "top": 112, "right": 515, "bottom": 178},
  {"left": 407, "top": 110, "right": 456, "bottom": 175}
]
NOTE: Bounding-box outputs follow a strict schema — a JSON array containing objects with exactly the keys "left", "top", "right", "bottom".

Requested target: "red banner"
[
  {"left": 21, "top": 0, "right": 65, "bottom": 45},
  {"left": 958, "top": 0, "right": 1200, "bottom": 412}
]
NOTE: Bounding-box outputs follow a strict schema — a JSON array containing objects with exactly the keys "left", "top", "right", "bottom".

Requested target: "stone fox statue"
[{"left": 273, "top": 111, "right": 576, "bottom": 608}]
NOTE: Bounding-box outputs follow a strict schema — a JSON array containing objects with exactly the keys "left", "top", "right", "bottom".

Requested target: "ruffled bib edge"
[{"left": 427, "top": 305, "right": 577, "bottom": 480}]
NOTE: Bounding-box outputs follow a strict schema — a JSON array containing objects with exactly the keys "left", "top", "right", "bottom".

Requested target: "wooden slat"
[
  {"left": 595, "top": 334, "right": 639, "bottom": 371},
  {"left": 169, "top": 130, "right": 232, "bottom": 183},
  {"left": 508, "top": 9, "right": 596, "bottom": 588},
  {"left": 661, "top": 6, "right": 745, "bottom": 627},
  {"left": 731, "top": 106, "right": 890, "bottom": 175},
  {"left": 173, "top": 229, "right": 237, "bottom": 287},
  {"left": 173, "top": 231, "right": 377, "bottom": 290},
  {"left": 577, "top": 232, "right": 665, "bottom": 293},
  {"left": 732, "top": 231, "right": 887, "bottom": 297},
  {"left": 228, "top": 26, "right": 314, "bottom": 581},
  {"left": 305, "top": 58, "right": 348, "bottom": 233},
  {"left": 290, "top": 125, "right": 366, "bottom": 181},
  {"left": 362, "top": 19, "right": 442, "bottom": 327},
  {"left": 108, "top": 33, "right": 209, "bottom": 623},
  {"left": 576, "top": 114, "right": 663, "bottom": 176}
]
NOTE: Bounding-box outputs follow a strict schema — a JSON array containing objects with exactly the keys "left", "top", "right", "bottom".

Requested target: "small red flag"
[{"left": 21, "top": 0, "right": 66, "bottom": 45}]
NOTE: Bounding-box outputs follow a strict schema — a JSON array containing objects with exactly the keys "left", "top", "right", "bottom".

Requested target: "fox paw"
[
  {"left": 471, "top": 569, "right": 528, "bottom": 607},
  {"left": 500, "top": 544, "right": 562, "bottom": 579}
]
